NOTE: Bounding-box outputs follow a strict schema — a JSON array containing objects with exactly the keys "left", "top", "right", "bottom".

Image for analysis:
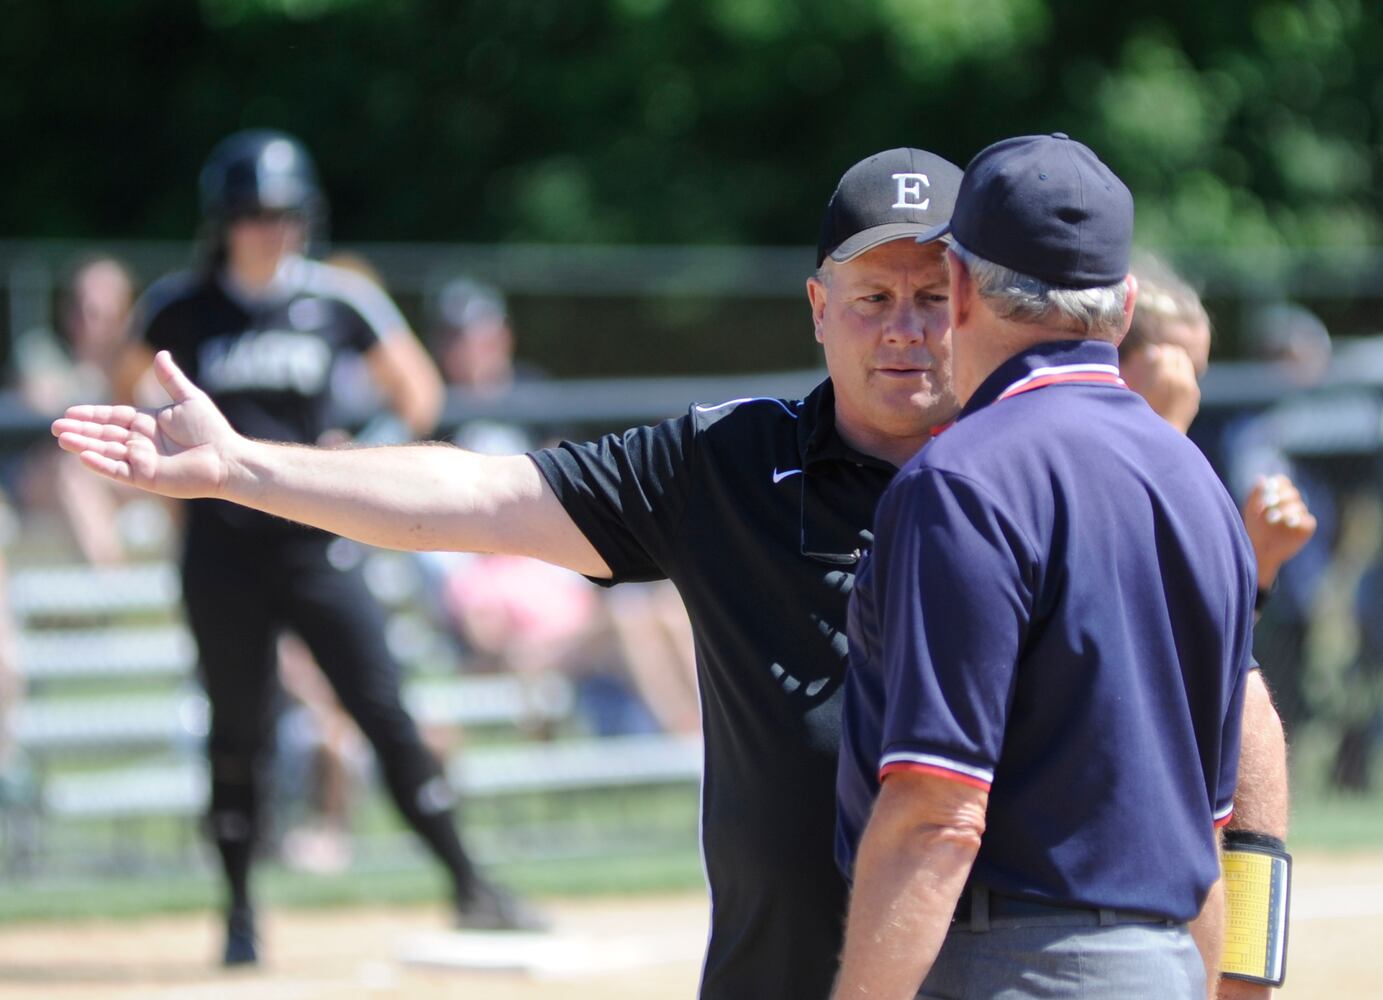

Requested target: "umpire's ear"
[
  {"left": 1114, "top": 273, "right": 1140, "bottom": 346},
  {"left": 946, "top": 248, "right": 972, "bottom": 330}
]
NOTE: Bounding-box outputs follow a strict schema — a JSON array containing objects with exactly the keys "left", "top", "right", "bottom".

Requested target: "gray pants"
[{"left": 916, "top": 921, "right": 1205, "bottom": 999}]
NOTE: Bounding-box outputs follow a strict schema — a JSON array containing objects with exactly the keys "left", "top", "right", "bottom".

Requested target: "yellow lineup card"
[{"left": 1221, "top": 843, "right": 1290, "bottom": 986}]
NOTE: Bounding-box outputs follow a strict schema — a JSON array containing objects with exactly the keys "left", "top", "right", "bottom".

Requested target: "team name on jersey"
[{"left": 199, "top": 329, "right": 333, "bottom": 394}]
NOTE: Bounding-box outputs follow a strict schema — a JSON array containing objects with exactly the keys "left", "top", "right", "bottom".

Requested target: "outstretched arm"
[{"left": 53, "top": 350, "right": 611, "bottom": 577}]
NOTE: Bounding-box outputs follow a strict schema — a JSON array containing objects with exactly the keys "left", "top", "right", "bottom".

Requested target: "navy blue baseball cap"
[
  {"left": 816, "top": 148, "right": 963, "bottom": 267},
  {"left": 920, "top": 133, "right": 1134, "bottom": 288}
]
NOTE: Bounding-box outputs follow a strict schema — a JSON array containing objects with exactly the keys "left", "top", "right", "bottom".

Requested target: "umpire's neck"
[{"left": 946, "top": 250, "right": 1138, "bottom": 407}]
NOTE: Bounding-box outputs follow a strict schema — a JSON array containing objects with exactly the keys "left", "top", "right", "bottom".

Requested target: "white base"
[{"left": 396, "top": 928, "right": 695, "bottom": 980}]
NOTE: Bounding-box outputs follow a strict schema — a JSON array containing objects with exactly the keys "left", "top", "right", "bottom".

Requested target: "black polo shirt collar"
[
  {"left": 797, "top": 379, "right": 897, "bottom": 565},
  {"left": 959, "top": 338, "right": 1122, "bottom": 419},
  {"left": 797, "top": 379, "right": 898, "bottom": 473}
]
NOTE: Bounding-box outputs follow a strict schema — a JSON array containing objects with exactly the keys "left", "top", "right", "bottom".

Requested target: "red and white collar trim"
[{"left": 996, "top": 363, "right": 1126, "bottom": 402}]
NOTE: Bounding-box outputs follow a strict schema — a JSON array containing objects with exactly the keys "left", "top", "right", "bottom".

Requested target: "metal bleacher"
[{"left": 5, "top": 553, "right": 703, "bottom": 874}]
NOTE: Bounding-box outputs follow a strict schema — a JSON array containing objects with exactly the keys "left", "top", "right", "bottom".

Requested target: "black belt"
[{"left": 952, "top": 885, "right": 1176, "bottom": 932}]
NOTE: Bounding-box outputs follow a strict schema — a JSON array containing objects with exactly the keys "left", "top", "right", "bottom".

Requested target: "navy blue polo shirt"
[{"left": 837, "top": 339, "right": 1256, "bottom": 922}]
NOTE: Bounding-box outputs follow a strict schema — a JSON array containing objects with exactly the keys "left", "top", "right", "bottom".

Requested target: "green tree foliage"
[{"left": 1, "top": 0, "right": 1380, "bottom": 248}]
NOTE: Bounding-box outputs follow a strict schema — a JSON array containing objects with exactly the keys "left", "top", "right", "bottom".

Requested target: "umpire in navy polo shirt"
[{"left": 834, "top": 135, "right": 1258, "bottom": 999}]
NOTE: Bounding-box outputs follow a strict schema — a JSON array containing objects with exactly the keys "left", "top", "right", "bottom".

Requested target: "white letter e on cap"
[{"left": 892, "top": 172, "right": 930, "bottom": 210}]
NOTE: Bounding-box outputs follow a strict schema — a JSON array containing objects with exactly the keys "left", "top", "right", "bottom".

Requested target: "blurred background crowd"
[{"left": 0, "top": 0, "right": 1380, "bottom": 892}]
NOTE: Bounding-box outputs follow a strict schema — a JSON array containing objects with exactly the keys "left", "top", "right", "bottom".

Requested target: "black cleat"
[
  {"left": 454, "top": 878, "right": 550, "bottom": 932},
  {"left": 222, "top": 906, "right": 259, "bottom": 966}
]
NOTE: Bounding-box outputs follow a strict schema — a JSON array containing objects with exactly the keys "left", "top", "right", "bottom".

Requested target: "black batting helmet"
[{"left": 198, "top": 129, "right": 324, "bottom": 222}]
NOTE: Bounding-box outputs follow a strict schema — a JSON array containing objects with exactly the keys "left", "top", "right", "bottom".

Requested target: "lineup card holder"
[{"left": 1220, "top": 838, "right": 1291, "bottom": 987}]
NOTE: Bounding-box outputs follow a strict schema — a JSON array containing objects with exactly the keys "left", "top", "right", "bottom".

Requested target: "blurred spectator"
[
  {"left": 13, "top": 254, "right": 135, "bottom": 413},
  {"left": 10, "top": 255, "right": 171, "bottom": 564},
  {"left": 429, "top": 277, "right": 544, "bottom": 455},
  {"left": 1119, "top": 254, "right": 1209, "bottom": 434},
  {"left": 1235, "top": 302, "right": 1383, "bottom": 791},
  {"left": 431, "top": 278, "right": 545, "bottom": 395},
  {"left": 1302, "top": 489, "right": 1383, "bottom": 791},
  {"left": 1119, "top": 260, "right": 1383, "bottom": 799},
  {"left": 1218, "top": 302, "right": 1340, "bottom": 740},
  {"left": 1124, "top": 257, "right": 1318, "bottom": 593},
  {"left": 1243, "top": 301, "right": 1333, "bottom": 387},
  {"left": 0, "top": 553, "right": 21, "bottom": 776},
  {"left": 421, "top": 277, "right": 698, "bottom": 736}
]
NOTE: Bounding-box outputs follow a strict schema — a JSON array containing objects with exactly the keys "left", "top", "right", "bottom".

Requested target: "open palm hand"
[{"left": 51, "top": 350, "right": 238, "bottom": 500}]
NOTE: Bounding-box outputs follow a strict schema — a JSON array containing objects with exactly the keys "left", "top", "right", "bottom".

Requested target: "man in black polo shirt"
[
  {"left": 835, "top": 135, "right": 1257, "bottom": 999},
  {"left": 53, "top": 147, "right": 965, "bottom": 999}
]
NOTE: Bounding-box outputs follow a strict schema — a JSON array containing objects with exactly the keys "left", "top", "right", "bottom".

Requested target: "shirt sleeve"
[
  {"left": 325, "top": 266, "right": 410, "bottom": 353},
  {"left": 1213, "top": 652, "right": 1252, "bottom": 828},
  {"left": 528, "top": 415, "right": 695, "bottom": 585},
  {"left": 128, "top": 277, "right": 181, "bottom": 353},
  {"left": 871, "top": 466, "right": 1037, "bottom": 790}
]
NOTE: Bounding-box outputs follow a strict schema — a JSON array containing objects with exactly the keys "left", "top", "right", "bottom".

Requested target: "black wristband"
[{"left": 1224, "top": 828, "right": 1286, "bottom": 852}]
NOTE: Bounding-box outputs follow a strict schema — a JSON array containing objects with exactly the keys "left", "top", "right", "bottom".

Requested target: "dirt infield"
[{"left": 0, "top": 852, "right": 1377, "bottom": 998}]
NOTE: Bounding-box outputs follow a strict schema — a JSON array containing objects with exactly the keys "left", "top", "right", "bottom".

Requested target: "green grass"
[
  {"left": 0, "top": 777, "right": 705, "bottom": 924},
  {"left": 0, "top": 847, "right": 706, "bottom": 924},
  {"left": 5, "top": 761, "right": 1376, "bottom": 927},
  {"left": 1288, "top": 788, "right": 1383, "bottom": 850}
]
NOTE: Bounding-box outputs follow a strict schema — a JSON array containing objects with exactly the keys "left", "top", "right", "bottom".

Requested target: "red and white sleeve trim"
[
  {"left": 1213, "top": 802, "right": 1234, "bottom": 829},
  {"left": 879, "top": 751, "right": 994, "bottom": 792}
]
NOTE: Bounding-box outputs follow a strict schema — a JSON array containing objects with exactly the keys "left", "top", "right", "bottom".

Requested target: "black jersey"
[
  {"left": 132, "top": 256, "right": 407, "bottom": 535},
  {"left": 531, "top": 380, "right": 895, "bottom": 1000}
]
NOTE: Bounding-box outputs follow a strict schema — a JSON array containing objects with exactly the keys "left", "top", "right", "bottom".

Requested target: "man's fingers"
[
  {"left": 53, "top": 404, "right": 142, "bottom": 432},
  {"left": 53, "top": 418, "right": 136, "bottom": 444},
  {"left": 153, "top": 350, "right": 200, "bottom": 403},
  {"left": 1280, "top": 502, "right": 1316, "bottom": 533},
  {"left": 1250, "top": 474, "right": 1307, "bottom": 517},
  {"left": 55, "top": 429, "right": 105, "bottom": 456},
  {"left": 76, "top": 449, "right": 133, "bottom": 482},
  {"left": 57, "top": 431, "right": 131, "bottom": 461}
]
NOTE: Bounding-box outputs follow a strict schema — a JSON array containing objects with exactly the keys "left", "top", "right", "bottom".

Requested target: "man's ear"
[
  {"left": 946, "top": 248, "right": 971, "bottom": 329},
  {"left": 806, "top": 274, "right": 828, "bottom": 345},
  {"left": 1115, "top": 272, "right": 1139, "bottom": 345}
]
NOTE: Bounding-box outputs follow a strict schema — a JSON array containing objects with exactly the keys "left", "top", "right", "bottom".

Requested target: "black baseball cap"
[
  {"left": 816, "top": 148, "right": 963, "bottom": 267},
  {"left": 920, "top": 133, "right": 1134, "bottom": 288}
]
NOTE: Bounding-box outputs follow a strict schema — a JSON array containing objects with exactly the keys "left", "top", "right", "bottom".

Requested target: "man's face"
[{"left": 808, "top": 239, "right": 955, "bottom": 455}]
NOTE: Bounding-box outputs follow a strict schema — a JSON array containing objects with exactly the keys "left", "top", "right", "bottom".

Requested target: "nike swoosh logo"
[{"left": 772, "top": 468, "right": 803, "bottom": 483}]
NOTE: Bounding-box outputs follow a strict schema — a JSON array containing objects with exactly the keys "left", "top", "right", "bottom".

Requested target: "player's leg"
[
  {"left": 182, "top": 526, "right": 279, "bottom": 964},
  {"left": 279, "top": 539, "right": 544, "bottom": 929}
]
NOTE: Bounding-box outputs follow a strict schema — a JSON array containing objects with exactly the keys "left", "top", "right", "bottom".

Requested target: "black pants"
[{"left": 181, "top": 510, "right": 475, "bottom": 910}]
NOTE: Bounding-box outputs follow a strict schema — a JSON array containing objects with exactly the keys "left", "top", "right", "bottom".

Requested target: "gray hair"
[{"left": 950, "top": 240, "right": 1128, "bottom": 339}]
